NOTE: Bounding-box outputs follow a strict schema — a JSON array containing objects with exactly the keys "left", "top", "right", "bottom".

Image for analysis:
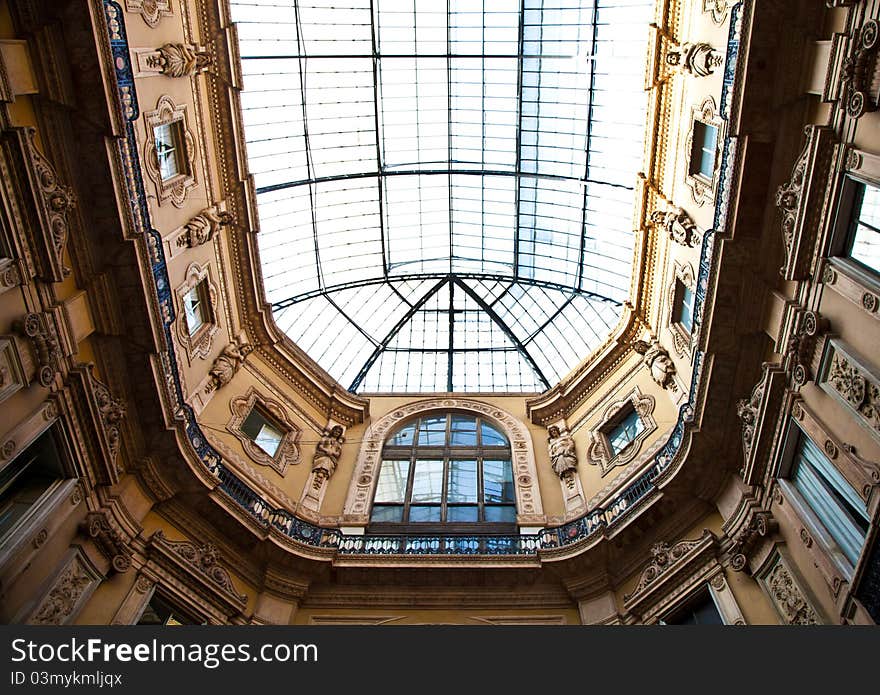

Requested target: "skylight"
[{"left": 231, "top": 0, "right": 652, "bottom": 393}]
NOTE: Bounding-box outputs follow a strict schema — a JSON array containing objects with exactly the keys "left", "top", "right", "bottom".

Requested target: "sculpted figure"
[
  {"left": 207, "top": 341, "right": 251, "bottom": 392},
  {"left": 632, "top": 339, "right": 677, "bottom": 390},
  {"left": 312, "top": 425, "right": 345, "bottom": 482},
  {"left": 155, "top": 43, "right": 212, "bottom": 78},
  {"left": 548, "top": 425, "right": 578, "bottom": 479}
]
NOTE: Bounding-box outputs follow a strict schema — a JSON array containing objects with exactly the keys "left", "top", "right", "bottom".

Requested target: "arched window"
[{"left": 370, "top": 413, "right": 515, "bottom": 532}]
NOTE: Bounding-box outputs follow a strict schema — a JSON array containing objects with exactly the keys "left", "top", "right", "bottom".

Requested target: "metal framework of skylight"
[{"left": 231, "top": 0, "right": 653, "bottom": 393}]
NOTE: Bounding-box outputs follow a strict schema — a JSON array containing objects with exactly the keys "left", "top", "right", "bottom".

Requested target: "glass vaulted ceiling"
[{"left": 231, "top": 0, "right": 652, "bottom": 393}]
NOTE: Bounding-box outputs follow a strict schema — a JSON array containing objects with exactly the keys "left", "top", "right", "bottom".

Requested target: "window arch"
[{"left": 370, "top": 413, "right": 516, "bottom": 531}]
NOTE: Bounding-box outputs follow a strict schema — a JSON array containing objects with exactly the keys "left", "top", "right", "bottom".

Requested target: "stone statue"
[
  {"left": 153, "top": 43, "right": 212, "bottom": 78},
  {"left": 180, "top": 208, "right": 229, "bottom": 248},
  {"left": 548, "top": 425, "right": 578, "bottom": 479},
  {"left": 206, "top": 341, "right": 251, "bottom": 393},
  {"left": 311, "top": 425, "right": 345, "bottom": 484},
  {"left": 632, "top": 339, "right": 677, "bottom": 390},
  {"left": 666, "top": 42, "right": 722, "bottom": 77},
  {"left": 650, "top": 206, "right": 700, "bottom": 248}
]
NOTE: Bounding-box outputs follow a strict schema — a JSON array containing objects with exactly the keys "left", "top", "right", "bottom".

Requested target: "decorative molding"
[
  {"left": 702, "top": 0, "right": 734, "bottom": 25},
  {"left": 735, "top": 362, "right": 787, "bottom": 485},
  {"left": 147, "top": 530, "right": 248, "bottom": 611},
  {"left": 342, "top": 399, "right": 544, "bottom": 525},
  {"left": 841, "top": 19, "right": 880, "bottom": 119},
  {"left": 774, "top": 126, "right": 836, "bottom": 281},
  {"left": 758, "top": 553, "right": 821, "bottom": 625},
  {"left": 587, "top": 387, "right": 657, "bottom": 476},
  {"left": 226, "top": 387, "right": 301, "bottom": 475},
  {"left": 136, "top": 43, "right": 212, "bottom": 78},
  {"left": 142, "top": 95, "right": 197, "bottom": 208},
  {"left": 0, "top": 336, "right": 26, "bottom": 404},
  {"left": 26, "top": 551, "right": 102, "bottom": 625},
  {"left": 82, "top": 509, "right": 133, "bottom": 574},
  {"left": 623, "top": 530, "right": 717, "bottom": 618},
  {"left": 175, "top": 262, "right": 219, "bottom": 362},
  {"left": 650, "top": 205, "right": 702, "bottom": 247},
  {"left": 819, "top": 339, "right": 880, "bottom": 441},
  {"left": 783, "top": 310, "right": 827, "bottom": 388},
  {"left": 124, "top": 0, "right": 173, "bottom": 28},
  {"left": 13, "top": 311, "right": 62, "bottom": 388},
  {"left": 684, "top": 97, "right": 724, "bottom": 206},
  {"left": 666, "top": 42, "right": 723, "bottom": 77},
  {"left": 728, "top": 510, "right": 777, "bottom": 572}
]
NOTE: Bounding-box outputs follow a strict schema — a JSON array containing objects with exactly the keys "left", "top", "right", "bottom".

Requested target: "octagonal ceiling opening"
[{"left": 231, "top": 0, "right": 653, "bottom": 393}]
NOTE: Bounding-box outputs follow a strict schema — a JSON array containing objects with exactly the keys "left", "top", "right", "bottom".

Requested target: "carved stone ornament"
[
  {"left": 735, "top": 380, "right": 764, "bottom": 466},
  {"left": 205, "top": 340, "right": 252, "bottom": 394},
  {"left": 146, "top": 43, "right": 212, "bottom": 78},
  {"left": 82, "top": 510, "right": 132, "bottom": 573},
  {"left": 762, "top": 556, "right": 820, "bottom": 625},
  {"left": 13, "top": 311, "right": 62, "bottom": 387},
  {"left": 632, "top": 338, "right": 677, "bottom": 390},
  {"left": 624, "top": 530, "right": 716, "bottom": 604},
  {"left": 27, "top": 129, "right": 74, "bottom": 281},
  {"left": 94, "top": 377, "right": 126, "bottom": 467},
  {"left": 841, "top": 20, "right": 880, "bottom": 119},
  {"left": 588, "top": 388, "right": 657, "bottom": 476},
  {"left": 150, "top": 530, "right": 247, "bottom": 605},
  {"left": 124, "top": 0, "right": 173, "bottom": 28},
  {"left": 784, "top": 310, "right": 825, "bottom": 387},
  {"left": 685, "top": 97, "right": 724, "bottom": 206},
  {"left": 776, "top": 141, "right": 808, "bottom": 260},
  {"left": 729, "top": 510, "right": 777, "bottom": 573},
  {"left": 312, "top": 425, "right": 345, "bottom": 482},
  {"left": 227, "top": 387, "right": 301, "bottom": 475},
  {"left": 342, "top": 398, "right": 544, "bottom": 525},
  {"left": 142, "top": 95, "right": 197, "bottom": 208},
  {"left": 650, "top": 206, "right": 701, "bottom": 247},
  {"left": 666, "top": 42, "right": 723, "bottom": 77},
  {"left": 178, "top": 207, "right": 229, "bottom": 249},
  {"left": 547, "top": 425, "right": 578, "bottom": 479},
  {"left": 27, "top": 554, "right": 99, "bottom": 625},
  {"left": 175, "top": 262, "right": 219, "bottom": 361},
  {"left": 826, "top": 351, "right": 880, "bottom": 434},
  {"left": 702, "top": 0, "right": 735, "bottom": 25}
]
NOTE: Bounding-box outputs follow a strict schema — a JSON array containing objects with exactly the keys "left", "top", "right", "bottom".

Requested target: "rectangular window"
[
  {"left": 0, "top": 429, "right": 65, "bottom": 542},
  {"left": 690, "top": 121, "right": 717, "bottom": 179},
  {"left": 662, "top": 589, "right": 723, "bottom": 625},
  {"left": 137, "top": 593, "right": 200, "bottom": 626},
  {"left": 607, "top": 405, "right": 645, "bottom": 457},
  {"left": 845, "top": 181, "right": 880, "bottom": 275},
  {"left": 154, "top": 121, "right": 186, "bottom": 181},
  {"left": 673, "top": 278, "right": 695, "bottom": 333},
  {"left": 183, "top": 281, "right": 209, "bottom": 336},
  {"left": 787, "top": 428, "right": 869, "bottom": 569},
  {"left": 240, "top": 407, "right": 285, "bottom": 457}
]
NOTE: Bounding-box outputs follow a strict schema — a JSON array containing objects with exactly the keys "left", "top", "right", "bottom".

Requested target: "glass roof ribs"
[{"left": 232, "top": 0, "right": 653, "bottom": 393}]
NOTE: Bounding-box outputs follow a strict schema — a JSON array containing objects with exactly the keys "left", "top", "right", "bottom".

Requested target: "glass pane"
[
  {"left": 417, "top": 415, "right": 447, "bottom": 446},
  {"left": 183, "top": 286, "right": 205, "bottom": 335},
  {"left": 447, "top": 506, "right": 479, "bottom": 522},
  {"left": 448, "top": 459, "right": 478, "bottom": 503},
  {"left": 851, "top": 183, "right": 880, "bottom": 274},
  {"left": 370, "top": 504, "right": 404, "bottom": 523},
  {"left": 449, "top": 415, "right": 478, "bottom": 446},
  {"left": 388, "top": 422, "right": 417, "bottom": 446},
  {"left": 608, "top": 408, "right": 644, "bottom": 455},
  {"left": 409, "top": 505, "right": 442, "bottom": 522},
  {"left": 484, "top": 505, "right": 516, "bottom": 523},
  {"left": 374, "top": 460, "right": 410, "bottom": 503},
  {"left": 154, "top": 123, "right": 183, "bottom": 181},
  {"left": 483, "top": 458, "right": 514, "bottom": 503},
  {"left": 480, "top": 422, "right": 508, "bottom": 447},
  {"left": 254, "top": 422, "right": 283, "bottom": 456},
  {"left": 411, "top": 459, "right": 444, "bottom": 502}
]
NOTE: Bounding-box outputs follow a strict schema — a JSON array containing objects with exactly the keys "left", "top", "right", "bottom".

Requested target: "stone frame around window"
[
  {"left": 684, "top": 97, "right": 725, "bottom": 206},
  {"left": 226, "top": 387, "right": 301, "bottom": 475},
  {"left": 587, "top": 387, "right": 656, "bottom": 476},
  {"left": 143, "top": 95, "right": 196, "bottom": 208},
  {"left": 174, "top": 262, "right": 218, "bottom": 362},
  {"left": 667, "top": 260, "right": 697, "bottom": 359},
  {"left": 821, "top": 147, "right": 880, "bottom": 320}
]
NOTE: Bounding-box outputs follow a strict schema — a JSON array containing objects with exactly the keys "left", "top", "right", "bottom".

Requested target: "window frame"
[
  {"left": 667, "top": 261, "right": 697, "bottom": 358},
  {"left": 226, "top": 387, "right": 302, "bottom": 475},
  {"left": 369, "top": 412, "right": 516, "bottom": 534},
  {"left": 659, "top": 586, "right": 725, "bottom": 625},
  {"left": 153, "top": 120, "right": 187, "bottom": 183},
  {"left": 143, "top": 95, "right": 197, "bottom": 207},
  {"left": 689, "top": 121, "right": 718, "bottom": 181},
  {"left": 175, "top": 262, "right": 219, "bottom": 361},
  {"left": 684, "top": 97, "right": 724, "bottom": 206},
  {"left": 778, "top": 419, "right": 870, "bottom": 578},
  {"left": 587, "top": 387, "right": 657, "bottom": 476}
]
